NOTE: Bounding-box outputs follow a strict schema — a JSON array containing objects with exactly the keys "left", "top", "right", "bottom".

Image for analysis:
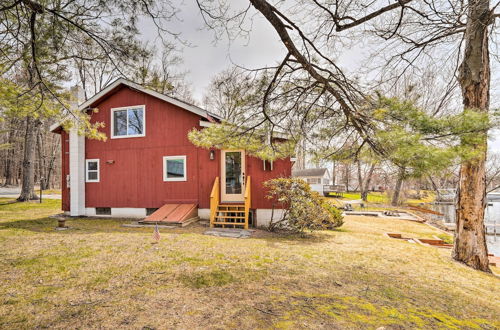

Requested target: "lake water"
[{"left": 432, "top": 200, "right": 500, "bottom": 256}]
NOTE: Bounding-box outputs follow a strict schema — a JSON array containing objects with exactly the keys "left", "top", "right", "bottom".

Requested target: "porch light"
[
  {"left": 106, "top": 160, "right": 115, "bottom": 164},
  {"left": 209, "top": 149, "right": 215, "bottom": 160}
]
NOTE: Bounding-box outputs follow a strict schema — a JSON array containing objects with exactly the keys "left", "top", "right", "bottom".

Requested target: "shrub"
[{"left": 264, "top": 178, "right": 344, "bottom": 234}]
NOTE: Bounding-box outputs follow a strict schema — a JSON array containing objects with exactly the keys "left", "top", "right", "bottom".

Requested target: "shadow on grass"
[
  {"left": 0, "top": 215, "right": 336, "bottom": 246},
  {"left": 0, "top": 200, "right": 18, "bottom": 206}
]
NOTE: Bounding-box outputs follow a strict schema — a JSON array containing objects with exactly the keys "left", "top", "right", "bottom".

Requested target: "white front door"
[{"left": 221, "top": 150, "right": 245, "bottom": 202}]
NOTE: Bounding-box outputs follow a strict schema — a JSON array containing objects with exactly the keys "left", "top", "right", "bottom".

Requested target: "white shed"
[{"left": 292, "top": 168, "right": 332, "bottom": 193}]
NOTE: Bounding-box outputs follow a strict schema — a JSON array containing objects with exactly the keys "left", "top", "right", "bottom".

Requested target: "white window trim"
[
  {"left": 163, "top": 155, "right": 187, "bottom": 182},
  {"left": 86, "top": 159, "right": 100, "bottom": 183},
  {"left": 110, "top": 105, "right": 146, "bottom": 139}
]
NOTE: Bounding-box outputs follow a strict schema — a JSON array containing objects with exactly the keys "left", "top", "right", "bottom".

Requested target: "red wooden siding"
[
  {"left": 247, "top": 156, "right": 291, "bottom": 208},
  {"left": 60, "top": 84, "right": 291, "bottom": 211}
]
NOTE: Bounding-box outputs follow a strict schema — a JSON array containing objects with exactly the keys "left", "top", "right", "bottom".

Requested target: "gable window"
[
  {"left": 163, "top": 156, "right": 187, "bottom": 182},
  {"left": 86, "top": 159, "right": 100, "bottom": 182},
  {"left": 111, "top": 105, "right": 145, "bottom": 138}
]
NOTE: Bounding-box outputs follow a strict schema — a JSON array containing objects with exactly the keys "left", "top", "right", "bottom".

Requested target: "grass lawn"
[
  {"left": 0, "top": 198, "right": 498, "bottom": 329},
  {"left": 339, "top": 192, "right": 390, "bottom": 204},
  {"left": 328, "top": 190, "right": 436, "bottom": 205},
  {"left": 42, "top": 189, "right": 62, "bottom": 195}
]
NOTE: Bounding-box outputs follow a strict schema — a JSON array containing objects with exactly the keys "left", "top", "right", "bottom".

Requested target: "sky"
[
  {"left": 137, "top": 2, "right": 500, "bottom": 152},
  {"left": 139, "top": 3, "right": 286, "bottom": 102}
]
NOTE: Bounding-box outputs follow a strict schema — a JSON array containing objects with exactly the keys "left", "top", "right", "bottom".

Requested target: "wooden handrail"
[
  {"left": 210, "top": 177, "right": 219, "bottom": 227},
  {"left": 244, "top": 176, "right": 251, "bottom": 229}
]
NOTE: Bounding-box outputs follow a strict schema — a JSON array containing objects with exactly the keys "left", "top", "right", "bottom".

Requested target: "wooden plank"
[
  {"left": 216, "top": 209, "right": 245, "bottom": 213},
  {"left": 215, "top": 215, "right": 245, "bottom": 219},
  {"left": 165, "top": 203, "right": 197, "bottom": 223},
  {"left": 214, "top": 222, "right": 245, "bottom": 226},
  {"left": 143, "top": 203, "right": 179, "bottom": 222}
]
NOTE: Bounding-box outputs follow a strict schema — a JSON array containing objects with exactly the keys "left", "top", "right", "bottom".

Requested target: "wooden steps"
[
  {"left": 140, "top": 203, "right": 198, "bottom": 226},
  {"left": 212, "top": 204, "right": 246, "bottom": 228},
  {"left": 209, "top": 176, "right": 251, "bottom": 229}
]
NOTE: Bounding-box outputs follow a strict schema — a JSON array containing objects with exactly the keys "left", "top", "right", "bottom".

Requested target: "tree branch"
[{"left": 336, "top": 0, "right": 414, "bottom": 31}]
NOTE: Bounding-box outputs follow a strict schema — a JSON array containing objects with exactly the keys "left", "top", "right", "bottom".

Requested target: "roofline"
[
  {"left": 50, "top": 78, "right": 222, "bottom": 133},
  {"left": 79, "top": 78, "right": 222, "bottom": 120},
  {"left": 50, "top": 122, "right": 61, "bottom": 132},
  {"left": 292, "top": 168, "right": 329, "bottom": 177}
]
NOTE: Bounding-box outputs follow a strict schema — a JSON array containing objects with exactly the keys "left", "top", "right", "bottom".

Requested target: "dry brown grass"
[{"left": 0, "top": 198, "right": 498, "bottom": 329}]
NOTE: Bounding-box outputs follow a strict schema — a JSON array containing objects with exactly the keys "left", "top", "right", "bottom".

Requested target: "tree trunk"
[
  {"left": 391, "top": 168, "right": 405, "bottom": 206},
  {"left": 3, "top": 119, "right": 17, "bottom": 186},
  {"left": 344, "top": 163, "right": 350, "bottom": 192},
  {"left": 45, "top": 156, "right": 55, "bottom": 189},
  {"left": 362, "top": 163, "right": 376, "bottom": 202},
  {"left": 357, "top": 160, "right": 364, "bottom": 197},
  {"left": 17, "top": 117, "right": 41, "bottom": 201},
  {"left": 453, "top": 0, "right": 491, "bottom": 272},
  {"left": 36, "top": 128, "right": 46, "bottom": 189},
  {"left": 427, "top": 175, "right": 439, "bottom": 192},
  {"left": 331, "top": 161, "right": 336, "bottom": 185}
]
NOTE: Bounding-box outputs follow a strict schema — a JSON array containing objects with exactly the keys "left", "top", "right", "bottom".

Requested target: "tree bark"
[
  {"left": 36, "top": 127, "right": 46, "bottom": 188},
  {"left": 357, "top": 160, "right": 363, "bottom": 193},
  {"left": 17, "top": 116, "right": 41, "bottom": 201},
  {"left": 362, "top": 163, "right": 376, "bottom": 202},
  {"left": 344, "top": 163, "right": 350, "bottom": 192},
  {"left": 391, "top": 168, "right": 405, "bottom": 206},
  {"left": 453, "top": 0, "right": 491, "bottom": 272},
  {"left": 3, "top": 119, "right": 17, "bottom": 186},
  {"left": 331, "top": 161, "right": 336, "bottom": 185}
]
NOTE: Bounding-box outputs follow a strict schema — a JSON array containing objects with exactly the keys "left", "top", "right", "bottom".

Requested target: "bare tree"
[
  {"left": 195, "top": 0, "right": 498, "bottom": 271},
  {"left": 485, "top": 153, "right": 500, "bottom": 193},
  {"left": 203, "top": 67, "right": 261, "bottom": 121},
  {"left": 1, "top": 0, "right": 180, "bottom": 201}
]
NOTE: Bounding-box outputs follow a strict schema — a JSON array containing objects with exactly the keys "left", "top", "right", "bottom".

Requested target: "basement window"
[
  {"left": 163, "top": 156, "right": 187, "bottom": 182},
  {"left": 86, "top": 159, "right": 99, "bottom": 182},
  {"left": 95, "top": 207, "right": 111, "bottom": 215},
  {"left": 111, "top": 105, "right": 145, "bottom": 138}
]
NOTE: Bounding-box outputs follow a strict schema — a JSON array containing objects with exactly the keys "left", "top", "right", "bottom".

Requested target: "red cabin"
[{"left": 51, "top": 79, "right": 291, "bottom": 228}]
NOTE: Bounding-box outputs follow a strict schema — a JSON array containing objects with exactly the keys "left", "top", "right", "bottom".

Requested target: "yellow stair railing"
[
  {"left": 210, "top": 176, "right": 251, "bottom": 229},
  {"left": 209, "top": 177, "right": 219, "bottom": 228},
  {"left": 244, "top": 176, "right": 251, "bottom": 229}
]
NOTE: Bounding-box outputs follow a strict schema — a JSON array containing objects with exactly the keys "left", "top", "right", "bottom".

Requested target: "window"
[
  {"left": 86, "top": 159, "right": 99, "bottom": 182},
  {"left": 95, "top": 207, "right": 111, "bottom": 215},
  {"left": 307, "top": 178, "right": 321, "bottom": 184},
  {"left": 111, "top": 105, "right": 145, "bottom": 138},
  {"left": 163, "top": 156, "right": 187, "bottom": 181}
]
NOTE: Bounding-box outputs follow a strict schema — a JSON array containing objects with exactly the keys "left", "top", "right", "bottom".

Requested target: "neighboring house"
[
  {"left": 292, "top": 168, "right": 331, "bottom": 193},
  {"left": 51, "top": 79, "right": 291, "bottom": 228}
]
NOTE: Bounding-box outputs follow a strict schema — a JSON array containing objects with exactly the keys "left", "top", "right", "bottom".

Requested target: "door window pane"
[{"left": 225, "top": 152, "right": 242, "bottom": 194}]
